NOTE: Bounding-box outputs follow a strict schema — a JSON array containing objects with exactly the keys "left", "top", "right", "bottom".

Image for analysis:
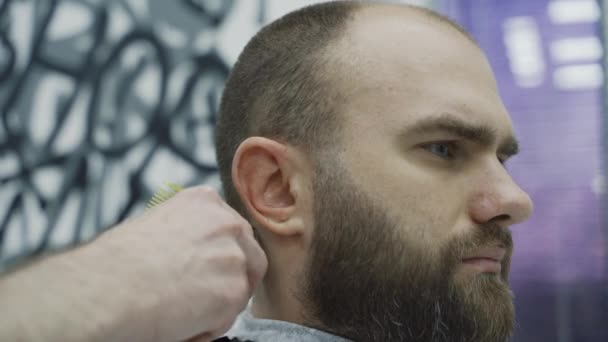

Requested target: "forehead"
[{"left": 334, "top": 6, "right": 514, "bottom": 139}]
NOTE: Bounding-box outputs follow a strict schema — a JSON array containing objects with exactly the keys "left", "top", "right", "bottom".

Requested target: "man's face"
[{"left": 298, "top": 8, "right": 533, "bottom": 342}]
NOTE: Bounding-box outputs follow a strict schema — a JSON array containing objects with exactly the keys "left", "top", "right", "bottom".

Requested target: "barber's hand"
[{"left": 93, "top": 186, "right": 267, "bottom": 342}]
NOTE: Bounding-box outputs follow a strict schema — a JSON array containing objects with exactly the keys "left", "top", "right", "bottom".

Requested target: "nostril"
[{"left": 493, "top": 214, "right": 511, "bottom": 222}]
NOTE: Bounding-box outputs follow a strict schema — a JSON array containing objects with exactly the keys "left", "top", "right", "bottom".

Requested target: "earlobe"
[{"left": 232, "top": 137, "right": 304, "bottom": 236}]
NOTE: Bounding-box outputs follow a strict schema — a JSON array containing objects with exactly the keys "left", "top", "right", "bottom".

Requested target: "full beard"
[{"left": 297, "top": 158, "right": 515, "bottom": 342}]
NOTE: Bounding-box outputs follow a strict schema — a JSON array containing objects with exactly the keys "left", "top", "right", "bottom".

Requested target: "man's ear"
[{"left": 232, "top": 137, "right": 307, "bottom": 236}]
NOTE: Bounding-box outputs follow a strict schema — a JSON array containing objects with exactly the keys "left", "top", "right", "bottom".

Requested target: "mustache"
[{"left": 452, "top": 223, "right": 513, "bottom": 258}]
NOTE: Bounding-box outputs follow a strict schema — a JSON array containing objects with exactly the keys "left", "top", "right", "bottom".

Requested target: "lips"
[
  {"left": 461, "top": 246, "right": 506, "bottom": 273},
  {"left": 462, "top": 246, "right": 506, "bottom": 262}
]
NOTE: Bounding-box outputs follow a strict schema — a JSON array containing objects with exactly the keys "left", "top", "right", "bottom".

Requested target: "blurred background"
[{"left": 0, "top": 0, "right": 606, "bottom": 341}]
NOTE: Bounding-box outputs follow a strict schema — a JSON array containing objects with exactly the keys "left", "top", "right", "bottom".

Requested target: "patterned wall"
[{"left": 0, "top": 0, "right": 270, "bottom": 268}]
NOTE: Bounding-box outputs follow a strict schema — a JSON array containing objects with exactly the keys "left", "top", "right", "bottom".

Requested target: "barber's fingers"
[
  {"left": 218, "top": 198, "right": 255, "bottom": 235},
  {"left": 202, "top": 187, "right": 268, "bottom": 291},
  {"left": 191, "top": 185, "right": 256, "bottom": 236},
  {"left": 235, "top": 226, "right": 268, "bottom": 295}
]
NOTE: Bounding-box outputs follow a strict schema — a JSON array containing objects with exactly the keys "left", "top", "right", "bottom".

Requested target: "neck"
[
  {"left": 250, "top": 261, "right": 307, "bottom": 324},
  {"left": 247, "top": 257, "right": 349, "bottom": 341}
]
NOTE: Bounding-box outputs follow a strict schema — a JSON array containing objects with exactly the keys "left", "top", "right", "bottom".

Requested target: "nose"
[{"left": 468, "top": 165, "right": 533, "bottom": 227}]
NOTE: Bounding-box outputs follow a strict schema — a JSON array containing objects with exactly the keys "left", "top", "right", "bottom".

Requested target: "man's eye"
[{"left": 424, "top": 142, "right": 456, "bottom": 159}]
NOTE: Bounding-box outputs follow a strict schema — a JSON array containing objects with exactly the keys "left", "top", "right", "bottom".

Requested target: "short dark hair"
[
  {"left": 214, "top": 1, "right": 475, "bottom": 217},
  {"left": 215, "top": 1, "right": 362, "bottom": 216}
]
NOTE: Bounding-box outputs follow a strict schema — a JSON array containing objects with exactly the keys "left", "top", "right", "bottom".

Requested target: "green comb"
[{"left": 147, "top": 182, "right": 184, "bottom": 209}]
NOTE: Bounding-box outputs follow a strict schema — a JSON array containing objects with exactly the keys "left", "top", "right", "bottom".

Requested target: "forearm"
[{"left": 0, "top": 241, "right": 151, "bottom": 342}]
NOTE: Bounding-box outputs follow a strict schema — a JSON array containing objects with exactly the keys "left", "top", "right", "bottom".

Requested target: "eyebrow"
[{"left": 405, "top": 113, "right": 520, "bottom": 158}]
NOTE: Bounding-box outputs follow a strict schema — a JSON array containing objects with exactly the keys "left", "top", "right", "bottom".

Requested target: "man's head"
[{"left": 215, "top": 1, "right": 533, "bottom": 341}]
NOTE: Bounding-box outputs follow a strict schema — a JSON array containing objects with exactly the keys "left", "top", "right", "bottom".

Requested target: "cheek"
[
  {"left": 379, "top": 181, "right": 463, "bottom": 250},
  {"left": 342, "top": 142, "right": 466, "bottom": 247}
]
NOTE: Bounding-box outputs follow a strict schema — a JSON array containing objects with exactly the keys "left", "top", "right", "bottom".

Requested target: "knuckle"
[
  {"left": 211, "top": 240, "right": 246, "bottom": 268},
  {"left": 217, "top": 276, "right": 249, "bottom": 305},
  {"left": 222, "top": 221, "right": 244, "bottom": 238},
  {"left": 233, "top": 276, "right": 250, "bottom": 297},
  {"left": 239, "top": 219, "right": 253, "bottom": 232},
  {"left": 224, "top": 247, "right": 247, "bottom": 268}
]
